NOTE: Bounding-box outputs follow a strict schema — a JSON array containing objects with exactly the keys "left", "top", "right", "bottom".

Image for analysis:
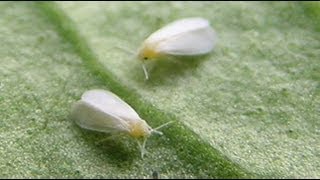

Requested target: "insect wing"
[
  {"left": 146, "top": 17, "right": 216, "bottom": 55},
  {"left": 72, "top": 100, "right": 129, "bottom": 134},
  {"left": 157, "top": 27, "right": 216, "bottom": 55},
  {"left": 146, "top": 17, "right": 209, "bottom": 44},
  {"left": 81, "top": 89, "right": 141, "bottom": 122}
]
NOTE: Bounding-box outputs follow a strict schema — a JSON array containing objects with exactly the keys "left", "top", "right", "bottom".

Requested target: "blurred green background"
[{"left": 0, "top": 1, "right": 319, "bottom": 178}]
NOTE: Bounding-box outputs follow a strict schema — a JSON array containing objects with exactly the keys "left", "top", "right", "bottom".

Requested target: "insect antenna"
[
  {"left": 114, "top": 45, "right": 135, "bottom": 55},
  {"left": 152, "top": 121, "right": 174, "bottom": 135}
]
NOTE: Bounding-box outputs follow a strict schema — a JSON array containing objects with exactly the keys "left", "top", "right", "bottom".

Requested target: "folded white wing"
[
  {"left": 145, "top": 17, "right": 216, "bottom": 55},
  {"left": 72, "top": 89, "right": 141, "bottom": 133}
]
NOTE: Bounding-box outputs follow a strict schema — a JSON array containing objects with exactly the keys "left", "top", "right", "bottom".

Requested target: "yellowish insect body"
[
  {"left": 71, "top": 89, "right": 171, "bottom": 158},
  {"left": 138, "top": 43, "right": 161, "bottom": 60},
  {"left": 128, "top": 119, "right": 152, "bottom": 138}
]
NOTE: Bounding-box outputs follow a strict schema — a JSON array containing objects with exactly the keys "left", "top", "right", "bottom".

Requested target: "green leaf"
[{"left": 1, "top": 1, "right": 319, "bottom": 178}]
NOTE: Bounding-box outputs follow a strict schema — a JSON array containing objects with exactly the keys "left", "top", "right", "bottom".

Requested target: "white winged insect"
[
  {"left": 71, "top": 89, "right": 172, "bottom": 158},
  {"left": 137, "top": 17, "right": 217, "bottom": 79}
]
